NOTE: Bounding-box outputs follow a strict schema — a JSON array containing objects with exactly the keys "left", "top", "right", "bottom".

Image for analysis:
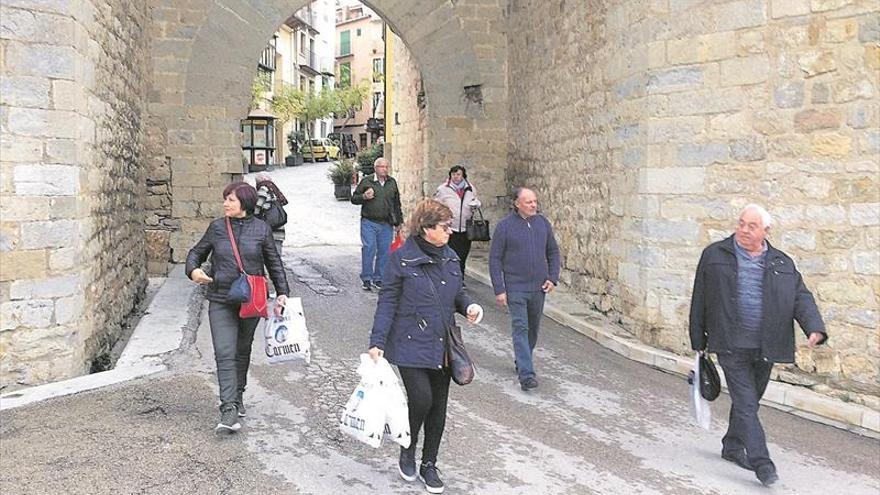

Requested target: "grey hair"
[
  {"left": 374, "top": 157, "right": 388, "bottom": 167},
  {"left": 255, "top": 173, "right": 271, "bottom": 182},
  {"left": 510, "top": 187, "right": 536, "bottom": 211},
  {"left": 740, "top": 203, "right": 773, "bottom": 228}
]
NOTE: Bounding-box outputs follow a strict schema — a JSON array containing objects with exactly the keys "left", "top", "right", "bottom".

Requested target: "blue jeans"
[
  {"left": 718, "top": 348, "right": 774, "bottom": 469},
  {"left": 508, "top": 291, "right": 545, "bottom": 382},
  {"left": 360, "top": 218, "right": 393, "bottom": 283}
]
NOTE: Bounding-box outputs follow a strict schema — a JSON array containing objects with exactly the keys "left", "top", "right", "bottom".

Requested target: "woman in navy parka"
[{"left": 368, "top": 199, "right": 483, "bottom": 494}]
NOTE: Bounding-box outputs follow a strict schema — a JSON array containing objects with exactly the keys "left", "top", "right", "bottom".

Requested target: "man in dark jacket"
[
  {"left": 689, "top": 204, "right": 826, "bottom": 487},
  {"left": 351, "top": 157, "right": 403, "bottom": 291},
  {"left": 489, "top": 187, "right": 561, "bottom": 391}
]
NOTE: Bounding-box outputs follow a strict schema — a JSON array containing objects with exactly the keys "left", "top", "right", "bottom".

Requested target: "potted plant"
[
  {"left": 285, "top": 130, "right": 304, "bottom": 166},
  {"left": 327, "top": 158, "right": 357, "bottom": 200},
  {"left": 355, "top": 143, "right": 383, "bottom": 176}
]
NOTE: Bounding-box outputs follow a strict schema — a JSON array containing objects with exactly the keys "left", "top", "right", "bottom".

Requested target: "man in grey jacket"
[{"left": 689, "top": 204, "right": 826, "bottom": 487}]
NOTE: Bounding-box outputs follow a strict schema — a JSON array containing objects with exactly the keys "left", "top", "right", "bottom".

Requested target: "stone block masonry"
[
  {"left": 1, "top": 0, "right": 876, "bottom": 414},
  {"left": 0, "top": 0, "right": 150, "bottom": 389},
  {"left": 508, "top": 0, "right": 879, "bottom": 406}
]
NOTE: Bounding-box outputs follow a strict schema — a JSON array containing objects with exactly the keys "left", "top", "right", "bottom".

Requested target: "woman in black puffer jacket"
[{"left": 185, "top": 182, "right": 289, "bottom": 433}]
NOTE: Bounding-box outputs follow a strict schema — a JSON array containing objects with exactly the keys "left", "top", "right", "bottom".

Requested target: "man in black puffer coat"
[{"left": 186, "top": 182, "right": 289, "bottom": 433}]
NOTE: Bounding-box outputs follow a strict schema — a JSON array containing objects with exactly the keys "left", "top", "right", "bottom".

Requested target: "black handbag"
[
  {"left": 466, "top": 207, "right": 490, "bottom": 241},
  {"left": 259, "top": 201, "right": 288, "bottom": 230},
  {"left": 444, "top": 323, "right": 475, "bottom": 386},
  {"left": 423, "top": 267, "right": 475, "bottom": 385},
  {"left": 698, "top": 352, "right": 721, "bottom": 401}
]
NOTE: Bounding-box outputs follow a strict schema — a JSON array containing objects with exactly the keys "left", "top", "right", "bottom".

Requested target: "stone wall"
[
  {"left": 0, "top": 0, "right": 150, "bottom": 389},
  {"left": 387, "top": 31, "right": 428, "bottom": 215},
  {"left": 509, "top": 0, "right": 879, "bottom": 402}
]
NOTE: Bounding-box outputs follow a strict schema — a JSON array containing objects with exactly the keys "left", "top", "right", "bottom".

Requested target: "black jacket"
[
  {"left": 185, "top": 216, "right": 289, "bottom": 303},
  {"left": 689, "top": 235, "right": 826, "bottom": 363},
  {"left": 351, "top": 173, "right": 403, "bottom": 226}
]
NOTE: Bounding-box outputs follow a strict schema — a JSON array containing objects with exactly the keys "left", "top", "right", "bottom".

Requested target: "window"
[
  {"left": 372, "top": 58, "right": 383, "bottom": 82},
  {"left": 300, "top": 33, "right": 306, "bottom": 53},
  {"left": 360, "top": 133, "right": 368, "bottom": 149},
  {"left": 253, "top": 124, "right": 267, "bottom": 147},
  {"left": 338, "top": 62, "right": 351, "bottom": 88},
  {"left": 320, "top": 121, "right": 327, "bottom": 137},
  {"left": 356, "top": 28, "right": 362, "bottom": 36},
  {"left": 340, "top": 30, "right": 351, "bottom": 56},
  {"left": 241, "top": 123, "right": 252, "bottom": 147},
  {"left": 300, "top": 76, "right": 306, "bottom": 90},
  {"left": 372, "top": 92, "right": 382, "bottom": 115}
]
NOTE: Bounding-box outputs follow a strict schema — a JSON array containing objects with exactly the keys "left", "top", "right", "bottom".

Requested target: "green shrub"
[
  {"left": 355, "top": 143, "right": 383, "bottom": 175},
  {"left": 327, "top": 158, "right": 357, "bottom": 185}
]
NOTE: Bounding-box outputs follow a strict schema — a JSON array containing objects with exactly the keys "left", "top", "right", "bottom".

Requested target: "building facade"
[
  {"left": 243, "top": 0, "right": 337, "bottom": 170},
  {"left": 335, "top": 1, "right": 386, "bottom": 150}
]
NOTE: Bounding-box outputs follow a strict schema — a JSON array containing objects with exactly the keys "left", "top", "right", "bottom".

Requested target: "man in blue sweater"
[{"left": 489, "top": 187, "right": 561, "bottom": 391}]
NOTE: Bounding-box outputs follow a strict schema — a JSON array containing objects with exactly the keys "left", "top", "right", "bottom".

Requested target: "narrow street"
[{"left": 1, "top": 162, "right": 878, "bottom": 495}]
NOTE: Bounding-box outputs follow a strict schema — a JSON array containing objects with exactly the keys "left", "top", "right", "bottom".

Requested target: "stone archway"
[{"left": 145, "top": 0, "right": 509, "bottom": 265}]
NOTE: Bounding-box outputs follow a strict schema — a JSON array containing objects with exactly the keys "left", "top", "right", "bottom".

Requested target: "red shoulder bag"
[{"left": 225, "top": 217, "right": 269, "bottom": 319}]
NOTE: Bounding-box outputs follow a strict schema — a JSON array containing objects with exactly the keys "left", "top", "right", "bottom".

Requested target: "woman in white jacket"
[{"left": 434, "top": 165, "right": 481, "bottom": 276}]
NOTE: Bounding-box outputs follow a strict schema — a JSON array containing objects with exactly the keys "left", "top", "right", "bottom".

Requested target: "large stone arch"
[{"left": 146, "top": 0, "right": 509, "bottom": 263}]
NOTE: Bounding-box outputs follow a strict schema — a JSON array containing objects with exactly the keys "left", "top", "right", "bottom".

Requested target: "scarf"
[
  {"left": 448, "top": 179, "right": 468, "bottom": 199},
  {"left": 256, "top": 180, "right": 288, "bottom": 206},
  {"left": 414, "top": 235, "right": 448, "bottom": 261}
]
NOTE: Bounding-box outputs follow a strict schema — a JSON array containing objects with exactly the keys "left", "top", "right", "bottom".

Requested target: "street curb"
[
  {"left": 465, "top": 261, "right": 880, "bottom": 439},
  {"left": 0, "top": 266, "right": 197, "bottom": 411}
]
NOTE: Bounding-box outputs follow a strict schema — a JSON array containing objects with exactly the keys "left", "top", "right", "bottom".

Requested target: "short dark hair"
[
  {"left": 408, "top": 199, "right": 453, "bottom": 238},
  {"left": 448, "top": 165, "right": 467, "bottom": 179},
  {"left": 222, "top": 182, "right": 258, "bottom": 215}
]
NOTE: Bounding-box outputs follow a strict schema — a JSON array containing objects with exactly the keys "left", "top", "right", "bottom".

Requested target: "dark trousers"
[
  {"left": 447, "top": 231, "right": 471, "bottom": 274},
  {"left": 398, "top": 366, "right": 451, "bottom": 465},
  {"left": 208, "top": 302, "right": 260, "bottom": 408},
  {"left": 718, "top": 348, "right": 774, "bottom": 469}
]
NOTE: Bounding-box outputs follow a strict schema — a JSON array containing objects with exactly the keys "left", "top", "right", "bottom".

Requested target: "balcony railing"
[
  {"left": 259, "top": 39, "right": 276, "bottom": 72},
  {"left": 294, "top": 9, "right": 317, "bottom": 31}
]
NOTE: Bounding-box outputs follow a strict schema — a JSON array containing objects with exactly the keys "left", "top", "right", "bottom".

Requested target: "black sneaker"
[
  {"left": 520, "top": 377, "right": 539, "bottom": 391},
  {"left": 215, "top": 405, "right": 241, "bottom": 433},
  {"left": 398, "top": 447, "right": 417, "bottom": 481},
  {"left": 372, "top": 280, "right": 383, "bottom": 290},
  {"left": 756, "top": 464, "right": 778, "bottom": 487},
  {"left": 419, "top": 461, "right": 444, "bottom": 494},
  {"left": 236, "top": 391, "right": 247, "bottom": 417},
  {"left": 361, "top": 281, "right": 372, "bottom": 291},
  {"left": 722, "top": 449, "right": 752, "bottom": 471}
]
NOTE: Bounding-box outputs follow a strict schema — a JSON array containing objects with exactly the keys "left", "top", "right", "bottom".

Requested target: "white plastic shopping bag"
[
  {"left": 339, "top": 354, "right": 388, "bottom": 448},
  {"left": 264, "top": 297, "right": 310, "bottom": 364},
  {"left": 376, "top": 359, "right": 411, "bottom": 449},
  {"left": 689, "top": 354, "right": 712, "bottom": 430}
]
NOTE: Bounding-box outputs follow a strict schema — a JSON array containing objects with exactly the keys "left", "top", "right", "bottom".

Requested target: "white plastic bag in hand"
[
  {"left": 376, "top": 359, "right": 411, "bottom": 449},
  {"left": 689, "top": 354, "right": 712, "bottom": 430},
  {"left": 339, "top": 354, "right": 387, "bottom": 448},
  {"left": 264, "top": 297, "right": 310, "bottom": 364}
]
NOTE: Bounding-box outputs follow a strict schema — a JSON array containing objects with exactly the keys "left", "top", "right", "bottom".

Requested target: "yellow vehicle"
[{"left": 302, "top": 138, "right": 340, "bottom": 161}]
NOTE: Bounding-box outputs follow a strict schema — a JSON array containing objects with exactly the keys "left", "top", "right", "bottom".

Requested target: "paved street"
[{"left": 1, "top": 162, "right": 878, "bottom": 494}]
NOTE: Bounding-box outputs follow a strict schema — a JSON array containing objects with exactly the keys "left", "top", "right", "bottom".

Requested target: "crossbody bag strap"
[
  {"left": 224, "top": 217, "right": 245, "bottom": 274},
  {"left": 421, "top": 264, "right": 450, "bottom": 330}
]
